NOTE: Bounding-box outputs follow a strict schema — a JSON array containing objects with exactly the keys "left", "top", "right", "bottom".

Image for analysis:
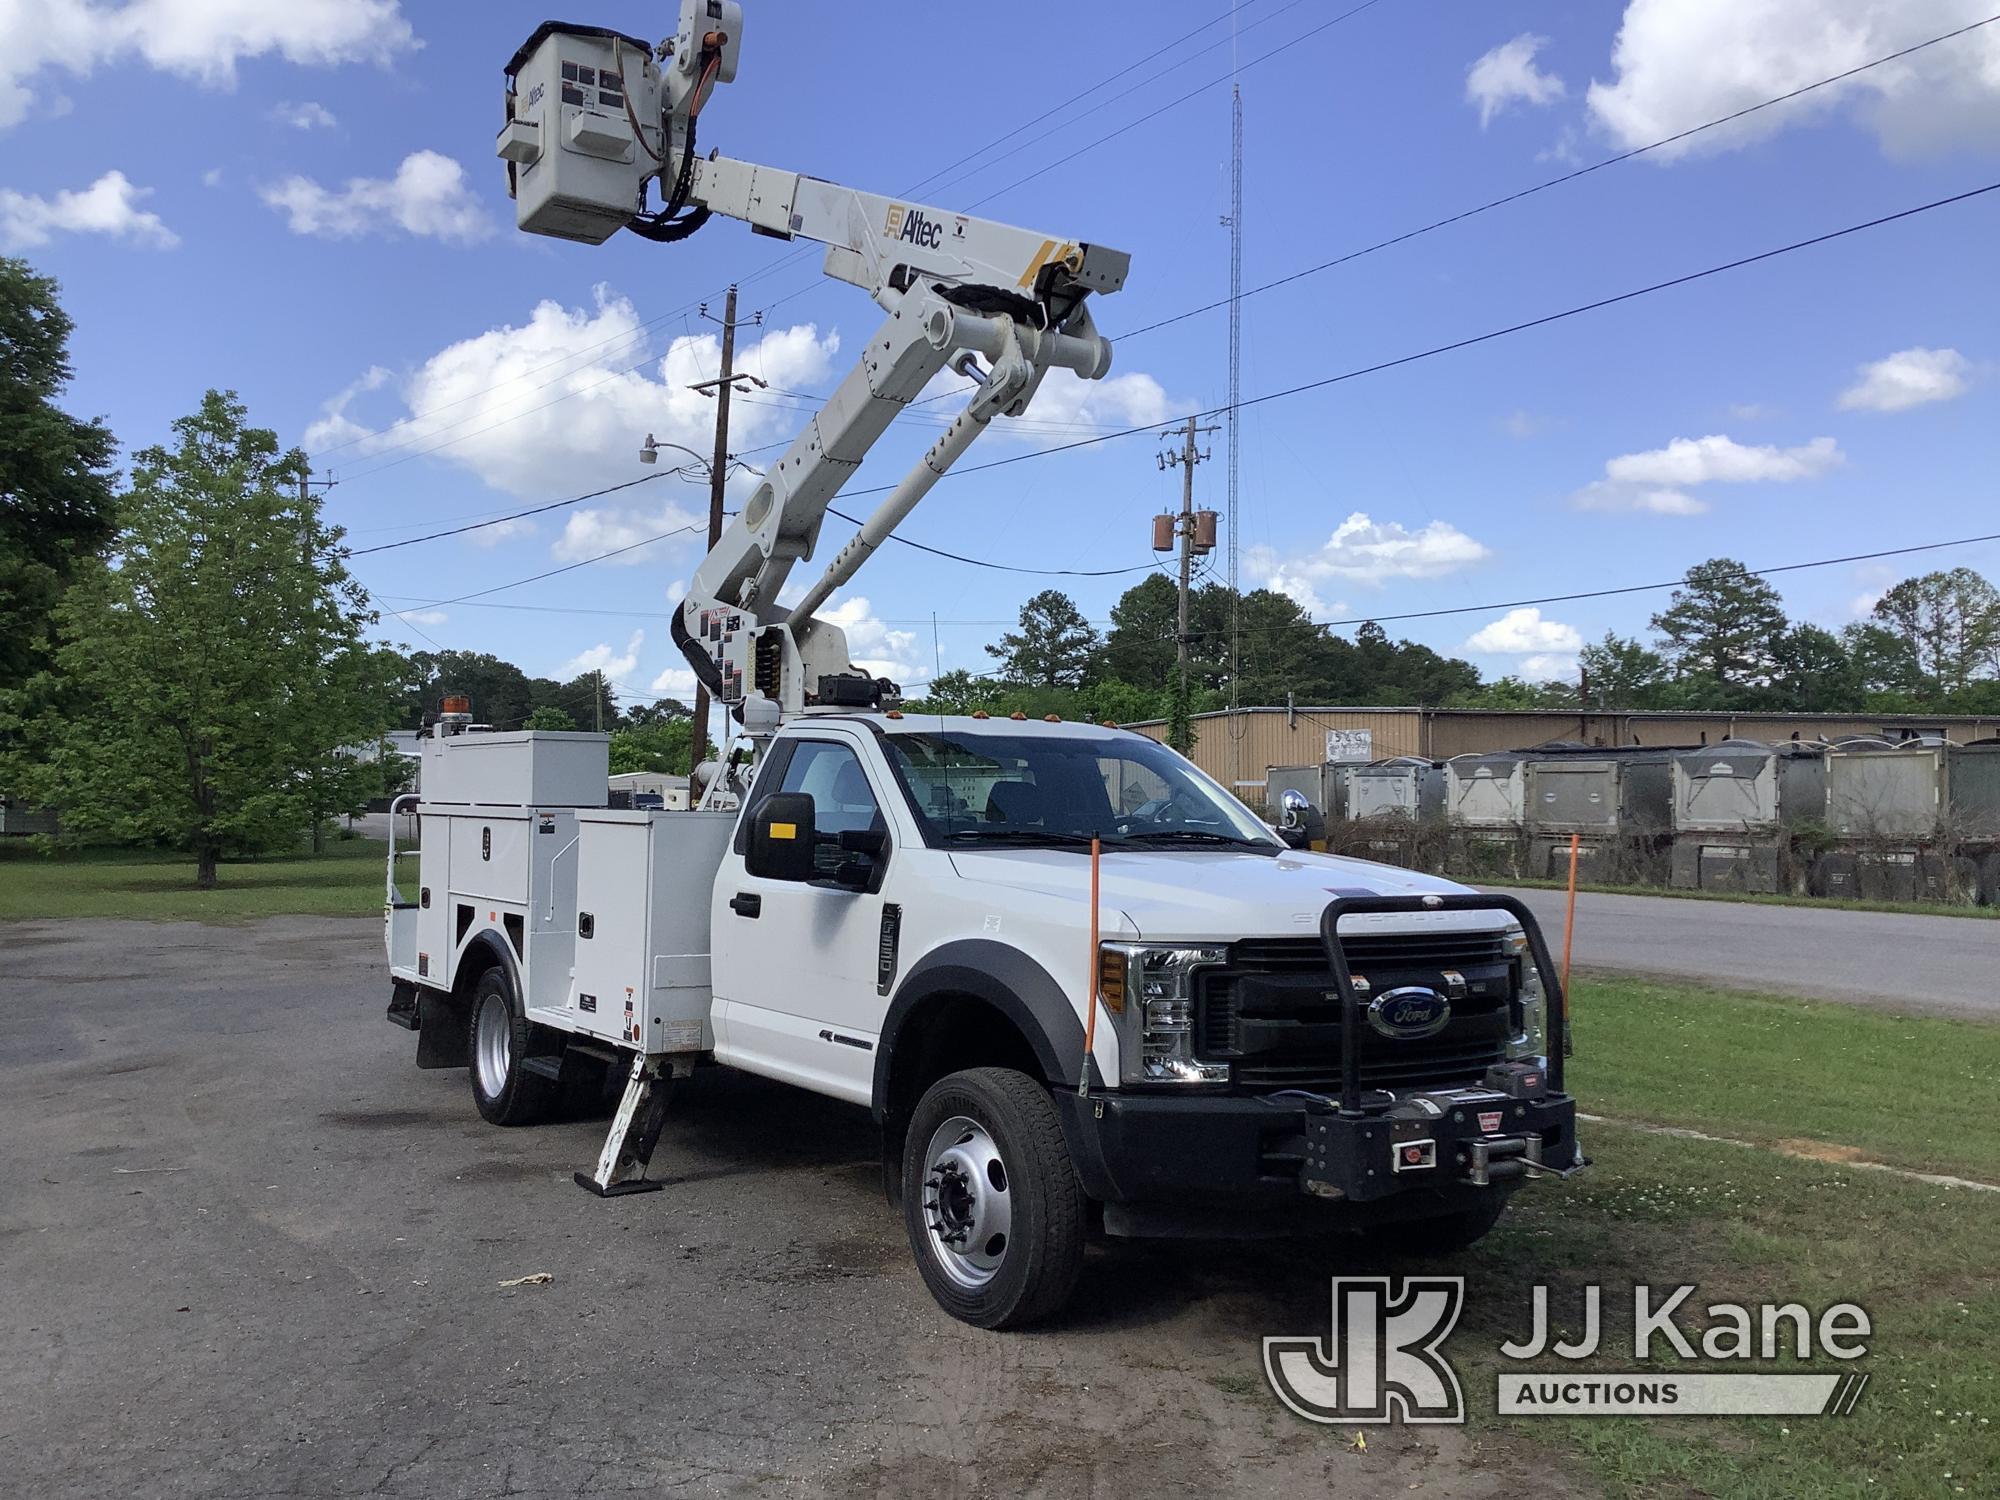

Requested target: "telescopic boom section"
[
  {"left": 674, "top": 159, "right": 1127, "bottom": 720},
  {"left": 496, "top": 5, "right": 1129, "bottom": 727}
]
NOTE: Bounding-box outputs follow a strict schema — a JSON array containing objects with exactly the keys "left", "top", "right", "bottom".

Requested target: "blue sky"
[{"left": 6, "top": 0, "right": 1997, "bottom": 707}]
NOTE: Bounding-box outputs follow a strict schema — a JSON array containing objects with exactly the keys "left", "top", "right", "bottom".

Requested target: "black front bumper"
[{"left": 1055, "top": 1083, "right": 1582, "bottom": 1237}]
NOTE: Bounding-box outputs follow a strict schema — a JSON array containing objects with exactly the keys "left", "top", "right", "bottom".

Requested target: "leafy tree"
[
  {"left": 623, "top": 698, "right": 689, "bottom": 727},
  {"left": 1447, "top": 675, "right": 1578, "bottom": 710},
  {"left": 34, "top": 391, "right": 391, "bottom": 886},
  {"left": 1841, "top": 621, "right": 1924, "bottom": 699},
  {"left": 1649, "top": 558, "right": 1787, "bottom": 696},
  {"left": 397, "top": 650, "right": 540, "bottom": 730},
  {"left": 524, "top": 706, "right": 577, "bottom": 731},
  {"left": 1769, "top": 624, "right": 1862, "bottom": 711},
  {"left": 1096, "top": 574, "right": 1178, "bottom": 686},
  {"left": 550, "top": 671, "right": 618, "bottom": 731},
  {"left": 1577, "top": 632, "right": 1667, "bottom": 709},
  {"left": 986, "top": 589, "right": 1100, "bottom": 688},
  {"left": 1870, "top": 568, "right": 2000, "bottom": 696},
  {"left": 608, "top": 718, "right": 709, "bottom": 775},
  {"left": 0, "top": 258, "right": 118, "bottom": 697}
]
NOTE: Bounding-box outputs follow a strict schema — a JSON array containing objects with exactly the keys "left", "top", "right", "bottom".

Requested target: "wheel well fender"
[{"left": 873, "top": 940, "right": 1092, "bottom": 1124}]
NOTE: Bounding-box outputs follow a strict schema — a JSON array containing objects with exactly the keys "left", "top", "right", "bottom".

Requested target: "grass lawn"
[
  {"left": 1450, "top": 1123, "right": 1999, "bottom": 1500},
  {"left": 1568, "top": 974, "right": 2000, "bottom": 1182},
  {"left": 0, "top": 836, "right": 385, "bottom": 922},
  {"left": 1486, "top": 874, "right": 1997, "bottom": 921}
]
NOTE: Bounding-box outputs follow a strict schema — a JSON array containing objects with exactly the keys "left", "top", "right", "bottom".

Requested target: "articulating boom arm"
[
  {"left": 672, "top": 155, "right": 1128, "bottom": 718},
  {"left": 495, "top": 6, "right": 1128, "bottom": 726}
]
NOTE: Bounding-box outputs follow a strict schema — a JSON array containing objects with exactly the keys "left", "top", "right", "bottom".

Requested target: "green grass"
[
  {"left": 1568, "top": 975, "right": 2000, "bottom": 1182},
  {"left": 0, "top": 837, "right": 386, "bottom": 922},
  {"left": 1486, "top": 874, "right": 1998, "bottom": 921},
  {"left": 1452, "top": 1124, "right": 2000, "bottom": 1500}
]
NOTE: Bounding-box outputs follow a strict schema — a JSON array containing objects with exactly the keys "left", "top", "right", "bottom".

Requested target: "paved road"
[
  {"left": 1491, "top": 886, "right": 1998, "bottom": 1019},
  {"left": 0, "top": 917, "right": 1582, "bottom": 1500}
]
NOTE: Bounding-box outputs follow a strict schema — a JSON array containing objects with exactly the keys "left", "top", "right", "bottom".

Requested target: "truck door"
[{"left": 712, "top": 733, "right": 895, "bottom": 1105}]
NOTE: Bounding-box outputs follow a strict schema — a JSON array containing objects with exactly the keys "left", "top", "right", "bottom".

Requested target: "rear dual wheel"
[{"left": 468, "top": 967, "right": 557, "bottom": 1126}]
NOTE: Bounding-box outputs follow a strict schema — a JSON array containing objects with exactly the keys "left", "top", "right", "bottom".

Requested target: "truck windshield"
[{"left": 881, "top": 730, "right": 1280, "bottom": 852}]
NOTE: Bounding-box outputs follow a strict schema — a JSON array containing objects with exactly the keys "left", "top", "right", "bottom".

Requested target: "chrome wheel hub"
[
  {"left": 921, "top": 1114, "right": 1012, "bottom": 1289},
  {"left": 474, "top": 992, "right": 511, "bottom": 1099}
]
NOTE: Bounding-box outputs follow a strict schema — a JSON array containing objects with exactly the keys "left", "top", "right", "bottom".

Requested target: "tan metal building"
[{"left": 1122, "top": 706, "right": 2000, "bottom": 805}]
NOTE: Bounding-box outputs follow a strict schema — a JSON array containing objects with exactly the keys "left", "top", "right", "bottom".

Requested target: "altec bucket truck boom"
[{"left": 498, "top": 2, "right": 1128, "bottom": 729}]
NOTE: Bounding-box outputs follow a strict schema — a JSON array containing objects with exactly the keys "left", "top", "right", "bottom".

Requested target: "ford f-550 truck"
[{"left": 384, "top": 712, "right": 1580, "bottom": 1327}]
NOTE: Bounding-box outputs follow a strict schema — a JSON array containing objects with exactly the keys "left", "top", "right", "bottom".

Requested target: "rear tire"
[
  {"left": 901, "top": 1068, "right": 1086, "bottom": 1329},
  {"left": 1362, "top": 1197, "right": 1509, "bottom": 1257},
  {"left": 468, "top": 967, "right": 556, "bottom": 1126}
]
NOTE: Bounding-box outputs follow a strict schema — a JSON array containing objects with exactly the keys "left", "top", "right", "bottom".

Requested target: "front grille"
[{"left": 1200, "top": 931, "right": 1514, "bottom": 1094}]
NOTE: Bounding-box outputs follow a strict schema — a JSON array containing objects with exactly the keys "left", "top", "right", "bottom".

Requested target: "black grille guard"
[{"left": 1319, "top": 893, "right": 1570, "bottom": 1116}]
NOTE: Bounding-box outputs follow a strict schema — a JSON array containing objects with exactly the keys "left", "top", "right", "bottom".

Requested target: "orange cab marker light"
[
  {"left": 1010, "top": 711, "right": 1028, "bottom": 720},
  {"left": 971, "top": 710, "right": 990, "bottom": 720}
]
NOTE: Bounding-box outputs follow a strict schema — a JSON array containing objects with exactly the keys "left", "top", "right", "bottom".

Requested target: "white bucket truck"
[{"left": 381, "top": 4, "right": 1584, "bottom": 1327}]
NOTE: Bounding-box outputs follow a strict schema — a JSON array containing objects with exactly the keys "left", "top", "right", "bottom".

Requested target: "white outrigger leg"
[{"left": 574, "top": 1053, "right": 691, "bottom": 1197}]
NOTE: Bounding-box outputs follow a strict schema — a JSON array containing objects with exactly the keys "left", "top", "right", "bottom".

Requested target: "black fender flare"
[
  {"left": 452, "top": 929, "right": 521, "bottom": 1005},
  {"left": 872, "top": 939, "right": 1096, "bottom": 1122}
]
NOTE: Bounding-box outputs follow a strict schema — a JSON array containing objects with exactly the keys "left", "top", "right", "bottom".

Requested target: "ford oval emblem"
[{"left": 1367, "top": 986, "right": 1451, "bottom": 1040}]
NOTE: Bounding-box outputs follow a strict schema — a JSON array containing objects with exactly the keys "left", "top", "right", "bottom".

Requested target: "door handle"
[{"left": 729, "top": 892, "right": 762, "bottom": 918}]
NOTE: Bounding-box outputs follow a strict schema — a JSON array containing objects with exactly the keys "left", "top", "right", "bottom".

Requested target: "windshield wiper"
[
  {"left": 1119, "top": 829, "right": 1274, "bottom": 850},
  {"left": 946, "top": 828, "right": 1105, "bottom": 848}
]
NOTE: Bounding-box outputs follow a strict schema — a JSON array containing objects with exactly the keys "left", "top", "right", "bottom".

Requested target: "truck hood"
[{"left": 945, "top": 848, "right": 1500, "bottom": 942}]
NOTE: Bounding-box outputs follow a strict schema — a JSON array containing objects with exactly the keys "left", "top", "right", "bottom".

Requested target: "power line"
[
  {"left": 344, "top": 179, "right": 2000, "bottom": 569},
  {"left": 1114, "top": 11, "right": 2000, "bottom": 342},
  {"left": 348, "top": 473, "right": 675, "bottom": 556}
]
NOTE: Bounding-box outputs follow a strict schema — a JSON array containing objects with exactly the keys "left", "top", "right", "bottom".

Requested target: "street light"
[{"left": 639, "top": 435, "right": 714, "bottom": 468}]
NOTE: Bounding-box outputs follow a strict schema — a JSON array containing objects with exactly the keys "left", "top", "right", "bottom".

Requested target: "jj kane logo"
[
  {"left": 884, "top": 203, "right": 945, "bottom": 250},
  {"left": 1264, "top": 1278, "right": 1872, "bottom": 1424}
]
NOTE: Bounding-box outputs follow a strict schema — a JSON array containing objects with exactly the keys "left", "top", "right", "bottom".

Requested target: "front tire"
[
  {"left": 468, "top": 967, "right": 556, "bottom": 1126},
  {"left": 901, "top": 1068, "right": 1086, "bottom": 1329}
]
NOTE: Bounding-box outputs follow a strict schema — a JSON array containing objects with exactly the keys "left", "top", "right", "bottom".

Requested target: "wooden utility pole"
[
  {"left": 1158, "top": 417, "right": 1220, "bottom": 675},
  {"left": 688, "top": 286, "right": 756, "bottom": 763}
]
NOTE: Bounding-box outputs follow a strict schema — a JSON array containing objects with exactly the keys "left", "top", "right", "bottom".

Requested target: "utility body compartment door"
[{"left": 711, "top": 730, "right": 898, "bottom": 1106}]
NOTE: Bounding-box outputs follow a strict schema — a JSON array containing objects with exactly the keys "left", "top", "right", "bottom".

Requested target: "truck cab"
[{"left": 386, "top": 712, "right": 1581, "bottom": 1327}]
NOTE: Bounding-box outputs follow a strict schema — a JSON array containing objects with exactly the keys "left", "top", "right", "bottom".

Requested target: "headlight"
[
  {"left": 1503, "top": 923, "right": 1547, "bottom": 1062},
  {"left": 1100, "top": 944, "right": 1230, "bottom": 1085}
]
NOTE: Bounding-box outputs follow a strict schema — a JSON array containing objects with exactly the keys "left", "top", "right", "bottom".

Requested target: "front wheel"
[{"left": 901, "top": 1068, "right": 1086, "bottom": 1329}]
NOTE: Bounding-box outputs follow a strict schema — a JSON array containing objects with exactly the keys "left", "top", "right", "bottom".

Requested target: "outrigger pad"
[{"left": 572, "top": 1171, "right": 663, "bottom": 1197}]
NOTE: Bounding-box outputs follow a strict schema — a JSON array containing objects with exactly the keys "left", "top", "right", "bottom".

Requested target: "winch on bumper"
[{"left": 1056, "top": 893, "right": 1588, "bottom": 1236}]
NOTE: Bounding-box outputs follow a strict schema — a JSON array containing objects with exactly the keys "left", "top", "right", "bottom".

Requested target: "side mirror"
[
  {"left": 1279, "top": 789, "right": 1311, "bottom": 830},
  {"left": 745, "top": 792, "right": 816, "bottom": 882}
]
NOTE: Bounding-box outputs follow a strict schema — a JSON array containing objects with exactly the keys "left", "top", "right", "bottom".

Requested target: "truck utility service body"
[{"left": 381, "top": 3, "right": 1583, "bottom": 1327}]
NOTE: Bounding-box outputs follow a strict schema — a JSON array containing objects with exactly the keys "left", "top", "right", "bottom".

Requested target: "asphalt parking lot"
[{"left": 1, "top": 917, "right": 1580, "bottom": 1500}]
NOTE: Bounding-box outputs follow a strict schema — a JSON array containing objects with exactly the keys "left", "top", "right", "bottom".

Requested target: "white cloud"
[
  {"left": 648, "top": 665, "right": 700, "bottom": 700},
  {"left": 559, "top": 631, "right": 643, "bottom": 684},
  {"left": 273, "top": 100, "right": 337, "bottom": 129},
  {"left": 915, "top": 364, "right": 1184, "bottom": 444},
  {"left": 310, "top": 288, "right": 844, "bottom": 499},
  {"left": 1574, "top": 433, "right": 1842, "bottom": 513},
  {"left": 552, "top": 499, "right": 704, "bottom": 565},
  {"left": 1521, "top": 654, "right": 1581, "bottom": 681},
  {"left": 262, "top": 150, "right": 489, "bottom": 241},
  {"left": 464, "top": 517, "right": 535, "bottom": 549},
  {"left": 302, "top": 364, "right": 391, "bottom": 449},
  {"left": 1606, "top": 434, "right": 1843, "bottom": 486},
  {"left": 1467, "top": 34, "right": 1566, "bottom": 127},
  {"left": 201, "top": 166, "right": 224, "bottom": 189},
  {"left": 1586, "top": 0, "right": 2000, "bottom": 161},
  {"left": 1466, "top": 607, "right": 1584, "bottom": 655},
  {"left": 0, "top": 170, "right": 177, "bottom": 250},
  {"left": 1247, "top": 512, "right": 1491, "bottom": 617},
  {"left": 1838, "top": 347, "right": 1972, "bottom": 412},
  {"left": 1728, "top": 402, "right": 1774, "bottom": 421},
  {"left": 0, "top": 0, "right": 416, "bottom": 132},
  {"left": 403, "top": 609, "right": 447, "bottom": 626},
  {"left": 818, "top": 594, "right": 922, "bottom": 682}
]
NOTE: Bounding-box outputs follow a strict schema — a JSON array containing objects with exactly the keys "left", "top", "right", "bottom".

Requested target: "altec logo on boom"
[{"left": 884, "top": 204, "right": 945, "bottom": 250}]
